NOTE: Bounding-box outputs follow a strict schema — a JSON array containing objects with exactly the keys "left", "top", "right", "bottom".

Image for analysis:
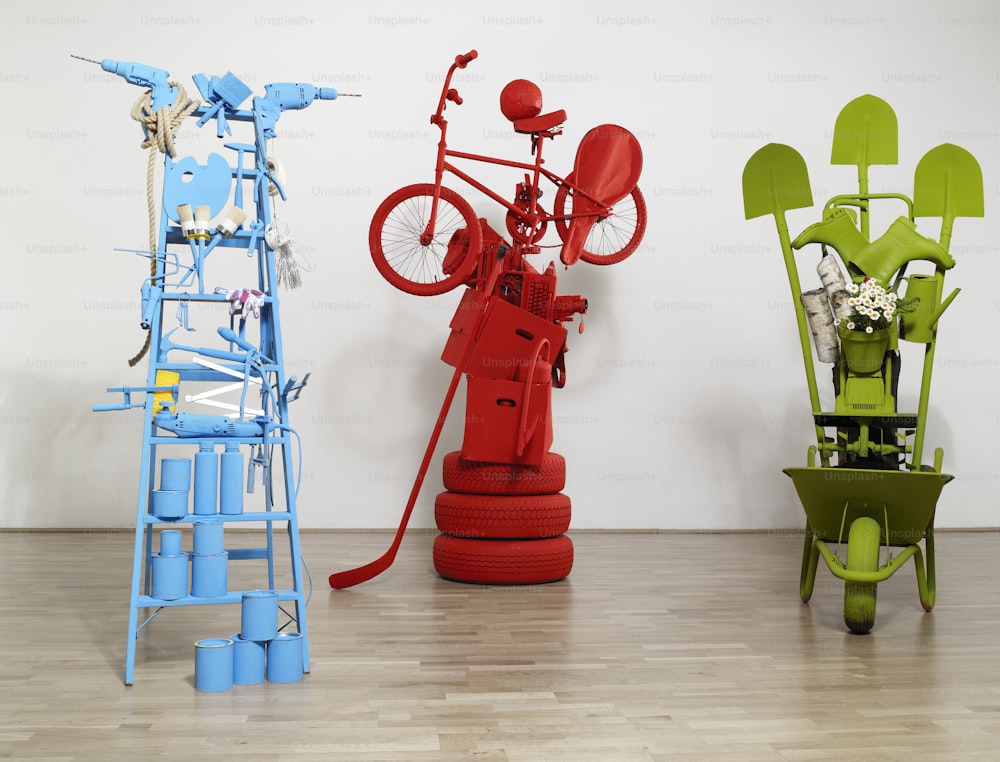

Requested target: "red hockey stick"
[{"left": 328, "top": 249, "right": 502, "bottom": 589}]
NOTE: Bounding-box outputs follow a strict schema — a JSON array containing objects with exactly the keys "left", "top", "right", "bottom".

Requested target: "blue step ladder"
[{"left": 92, "top": 66, "right": 339, "bottom": 684}]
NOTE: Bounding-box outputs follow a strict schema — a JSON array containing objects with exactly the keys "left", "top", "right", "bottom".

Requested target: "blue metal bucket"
[
  {"left": 151, "top": 552, "right": 188, "bottom": 600},
  {"left": 231, "top": 633, "right": 266, "bottom": 685},
  {"left": 240, "top": 589, "right": 279, "bottom": 642},
  {"left": 190, "top": 551, "right": 228, "bottom": 598},
  {"left": 266, "top": 632, "right": 304, "bottom": 683},
  {"left": 194, "top": 638, "right": 234, "bottom": 692},
  {"left": 160, "top": 457, "right": 192, "bottom": 492},
  {"left": 193, "top": 518, "right": 224, "bottom": 556},
  {"left": 151, "top": 489, "right": 188, "bottom": 520},
  {"left": 159, "top": 529, "right": 183, "bottom": 557}
]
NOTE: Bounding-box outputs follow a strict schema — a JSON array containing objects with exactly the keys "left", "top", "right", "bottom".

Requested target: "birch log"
[
  {"left": 817, "top": 253, "right": 852, "bottom": 322},
  {"left": 801, "top": 288, "right": 840, "bottom": 363}
]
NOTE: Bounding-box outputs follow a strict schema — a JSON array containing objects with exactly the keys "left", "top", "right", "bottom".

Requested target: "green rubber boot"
[
  {"left": 794, "top": 211, "right": 955, "bottom": 285},
  {"left": 792, "top": 208, "right": 868, "bottom": 275},
  {"left": 849, "top": 217, "right": 955, "bottom": 284}
]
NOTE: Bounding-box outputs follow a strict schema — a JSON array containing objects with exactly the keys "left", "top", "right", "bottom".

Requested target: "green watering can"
[{"left": 900, "top": 274, "right": 961, "bottom": 344}]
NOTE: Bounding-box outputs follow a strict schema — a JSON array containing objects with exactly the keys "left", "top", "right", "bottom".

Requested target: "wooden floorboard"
[{"left": 1, "top": 530, "right": 999, "bottom": 760}]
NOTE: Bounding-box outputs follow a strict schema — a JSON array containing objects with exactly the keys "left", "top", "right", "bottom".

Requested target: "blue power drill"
[
  {"left": 253, "top": 83, "right": 341, "bottom": 138},
  {"left": 72, "top": 55, "right": 178, "bottom": 111}
]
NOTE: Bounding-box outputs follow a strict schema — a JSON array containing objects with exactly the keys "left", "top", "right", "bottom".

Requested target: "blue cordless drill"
[
  {"left": 253, "top": 83, "right": 340, "bottom": 138},
  {"left": 72, "top": 55, "right": 178, "bottom": 111}
]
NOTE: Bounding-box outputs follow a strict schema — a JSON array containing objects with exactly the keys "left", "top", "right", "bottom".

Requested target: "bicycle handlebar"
[
  {"left": 432, "top": 50, "right": 478, "bottom": 124},
  {"left": 455, "top": 50, "right": 478, "bottom": 68}
]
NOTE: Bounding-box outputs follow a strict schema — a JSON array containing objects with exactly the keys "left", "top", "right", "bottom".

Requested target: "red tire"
[
  {"left": 434, "top": 491, "right": 571, "bottom": 539},
  {"left": 441, "top": 451, "right": 566, "bottom": 495},
  {"left": 433, "top": 535, "right": 574, "bottom": 584}
]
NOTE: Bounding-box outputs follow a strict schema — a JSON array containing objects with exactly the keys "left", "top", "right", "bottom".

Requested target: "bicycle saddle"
[{"left": 513, "top": 110, "right": 566, "bottom": 135}]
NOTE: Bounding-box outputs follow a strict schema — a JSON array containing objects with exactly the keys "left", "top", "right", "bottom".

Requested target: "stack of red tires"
[{"left": 432, "top": 450, "right": 573, "bottom": 584}]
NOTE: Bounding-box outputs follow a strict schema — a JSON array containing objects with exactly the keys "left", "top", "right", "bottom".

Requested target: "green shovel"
[
  {"left": 914, "top": 142, "right": 984, "bottom": 252},
  {"left": 743, "top": 144, "right": 826, "bottom": 448},
  {"left": 908, "top": 142, "right": 983, "bottom": 468},
  {"left": 831, "top": 94, "right": 898, "bottom": 239}
]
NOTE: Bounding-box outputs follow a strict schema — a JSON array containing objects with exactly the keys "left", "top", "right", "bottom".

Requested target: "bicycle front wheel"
[
  {"left": 553, "top": 175, "right": 647, "bottom": 265},
  {"left": 369, "top": 184, "right": 482, "bottom": 296}
]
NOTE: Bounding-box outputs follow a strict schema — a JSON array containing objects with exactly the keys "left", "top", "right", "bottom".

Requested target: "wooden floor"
[{"left": 2, "top": 529, "right": 999, "bottom": 761}]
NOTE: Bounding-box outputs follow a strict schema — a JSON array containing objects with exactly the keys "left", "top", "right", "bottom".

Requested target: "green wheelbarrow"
[
  {"left": 743, "top": 95, "right": 982, "bottom": 634},
  {"left": 785, "top": 447, "right": 952, "bottom": 634}
]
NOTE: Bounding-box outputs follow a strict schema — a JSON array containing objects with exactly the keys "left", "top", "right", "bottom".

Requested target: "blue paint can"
[
  {"left": 266, "top": 632, "right": 304, "bottom": 683},
  {"left": 194, "top": 638, "right": 234, "bottom": 692},
  {"left": 193, "top": 444, "right": 218, "bottom": 515},
  {"left": 151, "top": 489, "right": 188, "bottom": 520},
  {"left": 190, "top": 551, "right": 228, "bottom": 598},
  {"left": 151, "top": 552, "right": 188, "bottom": 600},
  {"left": 160, "top": 457, "right": 192, "bottom": 492},
  {"left": 159, "top": 529, "right": 183, "bottom": 557},
  {"left": 240, "top": 589, "right": 279, "bottom": 642},
  {"left": 192, "top": 518, "right": 224, "bottom": 556},
  {"left": 231, "top": 633, "right": 266, "bottom": 685}
]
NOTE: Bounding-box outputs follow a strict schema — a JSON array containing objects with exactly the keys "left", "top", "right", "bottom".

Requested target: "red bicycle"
[{"left": 369, "top": 50, "right": 647, "bottom": 296}]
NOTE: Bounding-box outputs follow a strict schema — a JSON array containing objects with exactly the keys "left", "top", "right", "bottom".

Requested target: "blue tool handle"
[
  {"left": 217, "top": 326, "right": 256, "bottom": 353},
  {"left": 93, "top": 403, "right": 129, "bottom": 412},
  {"left": 140, "top": 283, "right": 163, "bottom": 330}
]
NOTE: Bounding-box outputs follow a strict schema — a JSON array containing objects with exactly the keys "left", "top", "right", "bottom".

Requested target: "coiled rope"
[{"left": 126, "top": 83, "right": 199, "bottom": 366}]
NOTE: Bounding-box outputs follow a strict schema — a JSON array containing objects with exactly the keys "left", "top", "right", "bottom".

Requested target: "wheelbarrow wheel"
[{"left": 844, "top": 517, "right": 881, "bottom": 634}]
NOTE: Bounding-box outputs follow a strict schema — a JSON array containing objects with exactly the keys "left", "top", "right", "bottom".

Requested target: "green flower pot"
[{"left": 839, "top": 326, "right": 889, "bottom": 374}]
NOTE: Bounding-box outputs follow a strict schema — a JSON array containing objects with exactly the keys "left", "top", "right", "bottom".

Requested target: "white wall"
[{"left": 2, "top": 0, "right": 997, "bottom": 529}]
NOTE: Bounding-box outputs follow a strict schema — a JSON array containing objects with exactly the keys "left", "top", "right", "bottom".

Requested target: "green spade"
[
  {"left": 914, "top": 142, "right": 984, "bottom": 252},
  {"left": 908, "top": 142, "right": 983, "bottom": 468},
  {"left": 743, "top": 144, "right": 824, "bottom": 430},
  {"left": 831, "top": 94, "right": 898, "bottom": 239}
]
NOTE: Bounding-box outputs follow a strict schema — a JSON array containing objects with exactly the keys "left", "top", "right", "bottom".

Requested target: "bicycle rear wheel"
[
  {"left": 369, "top": 184, "right": 482, "bottom": 296},
  {"left": 553, "top": 175, "right": 647, "bottom": 265}
]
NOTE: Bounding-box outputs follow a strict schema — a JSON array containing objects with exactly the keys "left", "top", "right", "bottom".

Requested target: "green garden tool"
[
  {"left": 907, "top": 142, "right": 984, "bottom": 468},
  {"left": 743, "top": 144, "right": 827, "bottom": 454},
  {"left": 914, "top": 143, "right": 984, "bottom": 251},
  {"left": 831, "top": 94, "right": 898, "bottom": 240}
]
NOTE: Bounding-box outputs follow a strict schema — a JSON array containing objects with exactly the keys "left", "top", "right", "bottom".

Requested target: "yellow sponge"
[{"left": 153, "top": 370, "right": 180, "bottom": 414}]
